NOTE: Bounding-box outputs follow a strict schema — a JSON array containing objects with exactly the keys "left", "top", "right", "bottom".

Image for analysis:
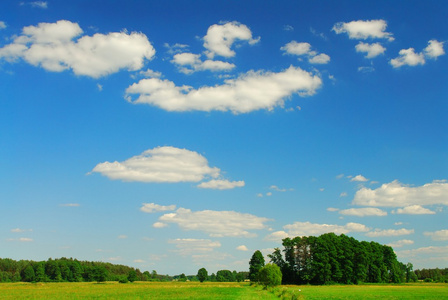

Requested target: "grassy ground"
[
  {"left": 0, "top": 281, "right": 278, "bottom": 300},
  {"left": 0, "top": 282, "right": 447, "bottom": 299},
  {"left": 280, "top": 282, "right": 448, "bottom": 299}
]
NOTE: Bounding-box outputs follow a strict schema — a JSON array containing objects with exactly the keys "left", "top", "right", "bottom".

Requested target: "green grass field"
[{"left": 0, "top": 282, "right": 447, "bottom": 299}]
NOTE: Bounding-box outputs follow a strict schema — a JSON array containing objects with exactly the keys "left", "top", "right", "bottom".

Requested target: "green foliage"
[
  {"left": 258, "top": 263, "right": 282, "bottom": 288},
  {"left": 127, "top": 269, "right": 138, "bottom": 282},
  {"left": 197, "top": 268, "right": 208, "bottom": 283},
  {"left": 269, "top": 233, "right": 408, "bottom": 285},
  {"left": 21, "top": 265, "right": 35, "bottom": 282},
  {"left": 216, "top": 270, "right": 235, "bottom": 282},
  {"left": 249, "top": 250, "right": 265, "bottom": 282}
]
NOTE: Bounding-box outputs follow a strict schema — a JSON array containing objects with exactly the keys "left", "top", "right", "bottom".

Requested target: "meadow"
[{"left": 0, "top": 281, "right": 447, "bottom": 299}]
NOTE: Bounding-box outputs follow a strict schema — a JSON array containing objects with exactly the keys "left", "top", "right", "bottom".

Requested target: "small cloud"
[
  {"left": 366, "top": 228, "right": 414, "bottom": 237},
  {"left": 424, "top": 229, "right": 448, "bottom": 241},
  {"left": 309, "top": 53, "right": 330, "bottom": 64},
  {"left": 281, "top": 41, "right": 330, "bottom": 64},
  {"left": 394, "top": 222, "right": 403, "bottom": 226},
  {"left": 140, "top": 68, "right": 162, "bottom": 78},
  {"left": 21, "top": 1, "right": 48, "bottom": 9},
  {"left": 351, "top": 175, "right": 369, "bottom": 182},
  {"left": 327, "top": 207, "right": 339, "bottom": 212},
  {"left": 134, "top": 259, "right": 145, "bottom": 263},
  {"left": 256, "top": 193, "right": 263, "bottom": 197},
  {"left": 97, "top": 84, "right": 103, "bottom": 91},
  {"left": 339, "top": 207, "right": 387, "bottom": 217},
  {"left": 340, "top": 192, "right": 348, "bottom": 197},
  {"left": 392, "top": 205, "right": 436, "bottom": 215},
  {"left": 236, "top": 245, "right": 248, "bottom": 251},
  {"left": 108, "top": 256, "right": 121, "bottom": 261},
  {"left": 319, "top": 188, "right": 325, "bottom": 192},
  {"left": 332, "top": 19, "right": 394, "bottom": 41},
  {"left": 387, "top": 239, "right": 414, "bottom": 248},
  {"left": 270, "top": 185, "right": 293, "bottom": 192},
  {"left": 358, "top": 66, "right": 375, "bottom": 73},
  {"left": 8, "top": 237, "right": 33, "bottom": 242},
  {"left": 141, "top": 203, "right": 176, "bottom": 213},
  {"left": 390, "top": 48, "right": 425, "bottom": 68},
  {"left": 60, "top": 203, "right": 80, "bottom": 207},
  {"left": 197, "top": 179, "right": 245, "bottom": 190},
  {"left": 283, "top": 25, "right": 294, "bottom": 31},
  {"left": 336, "top": 174, "right": 345, "bottom": 179},
  {"left": 310, "top": 27, "right": 327, "bottom": 40},
  {"left": 11, "top": 228, "right": 27, "bottom": 233},
  {"left": 118, "top": 235, "right": 128, "bottom": 239},
  {"left": 355, "top": 42, "right": 386, "bottom": 58},
  {"left": 153, "top": 222, "right": 168, "bottom": 228},
  {"left": 0, "top": 21, "right": 6, "bottom": 30},
  {"left": 424, "top": 40, "right": 445, "bottom": 59},
  {"left": 266, "top": 192, "right": 272, "bottom": 197}
]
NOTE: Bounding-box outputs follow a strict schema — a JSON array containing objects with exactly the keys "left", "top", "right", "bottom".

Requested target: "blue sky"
[{"left": 1, "top": 0, "right": 447, "bottom": 275}]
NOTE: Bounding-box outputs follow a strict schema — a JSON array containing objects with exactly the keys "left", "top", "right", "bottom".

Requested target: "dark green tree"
[
  {"left": 249, "top": 250, "right": 265, "bottom": 281},
  {"left": 128, "top": 269, "right": 138, "bottom": 282},
  {"left": 21, "top": 265, "right": 35, "bottom": 282},
  {"left": 197, "top": 268, "right": 208, "bottom": 283},
  {"left": 92, "top": 265, "right": 108, "bottom": 283}
]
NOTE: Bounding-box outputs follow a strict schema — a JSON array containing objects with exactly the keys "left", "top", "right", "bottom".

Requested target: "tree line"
[
  {"left": 0, "top": 257, "right": 170, "bottom": 283},
  {"left": 414, "top": 268, "right": 448, "bottom": 283},
  {"left": 250, "top": 233, "right": 419, "bottom": 285}
]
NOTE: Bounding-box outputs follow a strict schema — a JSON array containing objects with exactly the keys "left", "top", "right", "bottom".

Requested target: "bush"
[
  {"left": 118, "top": 277, "right": 129, "bottom": 283},
  {"left": 258, "top": 263, "right": 282, "bottom": 288}
]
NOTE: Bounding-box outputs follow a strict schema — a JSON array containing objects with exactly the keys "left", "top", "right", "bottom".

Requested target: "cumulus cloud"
[
  {"left": 266, "top": 221, "right": 369, "bottom": 240},
  {"left": 355, "top": 42, "right": 386, "bottom": 58},
  {"left": 393, "top": 205, "right": 436, "bottom": 215},
  {"left": 0, "top": 21, "right": 6, "bottom": 30},
  {"left": 197, "top": 179, "right": 245, "bottom": 190},
  {"left": 390, "top": 48, "right": 425, "bottom": 68},
  {"left": 152, "top": 222, "right": 168, "bottom": 228},
  {"left": 90, "top": 146, "right": 223, "bottom": 183},
  {"left": 140, "top": 203, "right": 176, "bottom": 213},
  {"left": 157, "top": 207, "right": 270, "bottom": 237},
  {"left": 236, "top": 245, "right": 249, "bottom": 251},
  {"left": 168, "top": 238, "right": 221, "bottom": 256},
  {"left": 352, "top": 180, "right": 448, "bottom": 207},
  {"left": 424, "top": 229, "right": 448, "bottom": 241},
  {"left": 203, "top": 21, "right": 260, "bottom": 59},
  {"left": 281, "top": 41, "right": 330, "bottom": 64},
  {"left": 264, "top": 230, "right": 289, "bottom": 241},
  {"left": 351, "top": 174, "right": 369, "bottom": 182},
  {"left": 171, "top": 52, "right": 235, "bottom": 74},
  {"left": 0, "top": 20, "right": 155, "bottom": 78},
  {"left": 365, "top": 228, "right": 414, "bottom": 237},
  {"left": 397, "top": 245, "right": 448, "bottom": 258},
  {"left": 339, "top": 207, "right": 387, "bottom": 217},
  {"left": 332, "top": 19, "right": 394, "bottom": 41},
  {"left": 387, "top": 239, "right": 414, "bottom": 248},
  {"left": 125, "top": 66, "right": 322, "bottom": 113},
  {"left": 424, "top": 40, "right": 445, "bottom": 59}
]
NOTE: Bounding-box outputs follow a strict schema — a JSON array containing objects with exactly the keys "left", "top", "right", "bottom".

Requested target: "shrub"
[{"left": 258, "top": 263, "right": 282, "bottom": 288}]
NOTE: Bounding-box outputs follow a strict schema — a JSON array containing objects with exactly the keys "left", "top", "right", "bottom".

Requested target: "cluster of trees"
[
  {"left": 248, "top": 250, "right": 282, "bottom": 288},
  {"left": 262, "top": 233, "right": 417, "bottom": 285},
  {"left": 414, "top": 268, "right": 448, "bottom": 283},
  {"left": 193, "top": 268, "right": 249, "bottom": 283},
  {"left": 0, "top": 258, "right": 170, "bottom": 283}
]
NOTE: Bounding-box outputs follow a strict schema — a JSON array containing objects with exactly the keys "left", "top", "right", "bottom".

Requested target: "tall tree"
[
  {"left": 249, "top": 250, "right": 265, "bottom": 281},
  {"left": 197, "top": 268, "right": 208, "bottom": 283}
]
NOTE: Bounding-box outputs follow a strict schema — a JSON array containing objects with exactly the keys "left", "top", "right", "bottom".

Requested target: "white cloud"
[
  {"left": 339, "top": 207, "right": 387, "bottom": 217},
  {"left": 355, "top": 42, "right": 386, "bottom": 58},
  {"left": 332, "top": 19, "right": 394, "bottom": 41},
  {"left": 11, "top": 228, "right": 31, "bottom": 233},
  {"left": 284, "top": 25, "right": 294, "bottom": 31},
  {"left": 268, "top": 221, "right": 369, "bottom": 239},
  {"left": 340, "top": 192, "right": 348, "bottom": 197},
  {"left": 358, "top": 66, "right": 375, "bottom": 73},
  {"left": 390, "top": 48, "right": 425, "bottom": 68},
  {"left": 326, "top": 207, "right": 339, "bottom": 212},
  {"left": 125, "top": 66, "right": 322, "bottom": 113},
  {"left": 236, "top": 245, "right": 249, "bottom": 251},
  {"left": 393, "top": 205, "right": 436, "bottom": 215},
  {"left": 424, "top": 229, "right": 448, "bottom": 241},
  {"left": 424, "top": 40, "right": 445, "bottom": 59},
  {"left": 264, "top": 230, "right": 289, "bottom": 241},
  {"left": 0, "top": 20, "right": 155, "bottom": 78},
  {"left": 281, "top": 41, "right": 330, "bottom": 64},
  {"left": 203, "top": 21, "right": 260, "bottom": 59},
  {"left": 197, "top": 179, "right": 245, "bottom": 190},
  {"left": 152, "top": 222, "right": 168, "bottom": 228},
  {"left": 171, "top": 52, "right": 235, "bottom": 74},
  {"left": 60, "top": 203, "right": 80, "bottom": 207},
  {"left": 158, "top": 207, "right": 270, "bottom": 237},
  {"left": 140, "top": 68, "right": 162, "bottom": 78},
  {"left": 29, "top": 1, "right": 48, "bottom": 8},
  {"left": 397, "top": 245, "right": 448, "bottom": 258},
  {"left": 8, "top": 237, "right": 33, "bottom": 242},
  {"left": 168, "top": 238, "right": 221, "bottom": 256},
  {"left": 387, "top": 239, "right": 414, "bottom": 248},
  {"left": 352, "top": 180, "right": 448, "bottom": 207},
  {"left": 134, "top": 259, "right": 145, "bottom": 263},
  {"left": 0, "top": 21, "right": 6, "bottom": 30},
  {"left": 309, "top": 53, "right": 330, "bottom": 64},
  {"left": 117, "top": 235, "right": 127, "bottom": 239},
  {"left": 90, "top": 146, "right": 222, "bottom": 183},
  {"left": 97, "top": 84, "right": 103, "bottom": 91},
  {"left": 351, "top": 174, "right": 369, "bottom": 182},
  {"left": 365, "top": 228, "right": 414, "bottom": 237},
  {"left": 140, "top": 203, "right": 176, "bottom": 213},
  {"left": 270, "top": 185, "right": 293, "bottom": 192}
]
